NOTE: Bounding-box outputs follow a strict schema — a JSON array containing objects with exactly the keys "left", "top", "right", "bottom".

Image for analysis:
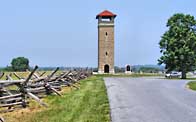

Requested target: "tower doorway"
[{"left": 104, "top": 64, "right": 110, "bottom": 73}]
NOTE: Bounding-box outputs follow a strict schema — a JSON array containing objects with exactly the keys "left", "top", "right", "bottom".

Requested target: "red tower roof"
[{"left": 96, "top": 10, "right": 117, "bottom": 19}]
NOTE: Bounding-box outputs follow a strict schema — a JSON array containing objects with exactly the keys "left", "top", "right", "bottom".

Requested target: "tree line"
[{"left": 1, "top": 57, "right": 29, "bottom": 72}]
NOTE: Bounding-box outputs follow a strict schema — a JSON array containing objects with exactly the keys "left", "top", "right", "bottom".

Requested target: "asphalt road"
[{"left": 104, "top": 77, "right": 196, "bottom": 122}]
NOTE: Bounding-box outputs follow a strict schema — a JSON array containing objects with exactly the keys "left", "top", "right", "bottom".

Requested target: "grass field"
[
  {"left": 187, "top": 81, "right": 196, "bottom": 91},
  {"left": 0, "top": 71, "right": 62, "bottom": 80},
  {"left": 1, "top": 76, "right": 110, "bottom": 122}
]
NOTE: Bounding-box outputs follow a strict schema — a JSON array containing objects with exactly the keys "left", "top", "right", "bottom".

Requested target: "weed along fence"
[{"left": 0, "top": 66, "right": 92, "bottom": 121}]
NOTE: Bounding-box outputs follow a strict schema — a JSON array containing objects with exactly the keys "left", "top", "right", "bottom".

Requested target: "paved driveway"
[{"left": 104, "top": 77, "right": 196, "bottom": 122}]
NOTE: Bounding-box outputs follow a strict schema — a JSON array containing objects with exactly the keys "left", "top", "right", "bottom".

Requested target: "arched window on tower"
[
  {"left": 106, "top": 52, "right": 108, "bottom": 56},
  {"left": 105, "top": 32, "right": 108, "bottom": 41}
]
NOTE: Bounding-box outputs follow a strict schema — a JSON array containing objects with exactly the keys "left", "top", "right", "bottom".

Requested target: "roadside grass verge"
[
  {"left": 186, "top": 78, "right": 196, "bottom": 80},
  {"left": 187, "top": 81, "right": 196, "bottom": 91},
  {"left": 2, "top": 76, "right": 110, "bottom": 122}
]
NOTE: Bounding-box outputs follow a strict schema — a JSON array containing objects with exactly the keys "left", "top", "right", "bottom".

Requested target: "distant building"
[
  {"left": 125, "top": 64, "right": 132, "bottom": 74},
  {"left": 96, "top": 10, "right": 117, "bottom": 74}
]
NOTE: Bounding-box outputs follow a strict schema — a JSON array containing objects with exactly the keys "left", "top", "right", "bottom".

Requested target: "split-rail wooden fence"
[{"left": 0, "top": 66, "right": 92, "bottom": 122}]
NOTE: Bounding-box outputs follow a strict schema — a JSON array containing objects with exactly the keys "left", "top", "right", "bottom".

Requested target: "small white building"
[{"left": 125, "top": 65, "right": 132, "bottom": 74}]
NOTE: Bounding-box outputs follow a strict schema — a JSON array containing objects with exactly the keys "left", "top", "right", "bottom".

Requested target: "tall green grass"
[{"left": 2, "top": 76, "right": 110, "bottom": 122}]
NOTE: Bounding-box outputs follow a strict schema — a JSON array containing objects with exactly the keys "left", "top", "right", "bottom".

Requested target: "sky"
[{"left": 0, "top": 0, "right": 196, "bottom": 67}]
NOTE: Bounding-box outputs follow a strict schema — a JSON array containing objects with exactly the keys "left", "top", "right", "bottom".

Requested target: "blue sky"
[{"left": 0, "top": 0, "right": 196, "bottom": 67}]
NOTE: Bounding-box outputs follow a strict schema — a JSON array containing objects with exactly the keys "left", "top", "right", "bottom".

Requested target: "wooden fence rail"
[{"left": 0, "top": 66, "right": 92, "bottom": 115}]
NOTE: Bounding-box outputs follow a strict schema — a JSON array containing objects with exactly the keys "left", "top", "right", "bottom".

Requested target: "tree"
[
  {"left": 11, "top": 57, "right": 30, "bottom": 71},
  {"left": 158, "top": 13, "right": 196, "bottom": 79}
]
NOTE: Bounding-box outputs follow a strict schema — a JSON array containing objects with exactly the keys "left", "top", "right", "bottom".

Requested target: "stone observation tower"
[{"left": 96, "top": 10, "right": 117, "bottom": 74}]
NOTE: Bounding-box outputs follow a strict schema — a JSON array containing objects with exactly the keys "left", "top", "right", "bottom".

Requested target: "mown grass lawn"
[
  {"left": 2, "top": 76, "right": 110, "bottom": 122},
  {"left": 94, "top": 73, "right": 163, "bottom": 77},
  {"left": 187, "top": 81, "right": 196, "bottom": 91}
]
